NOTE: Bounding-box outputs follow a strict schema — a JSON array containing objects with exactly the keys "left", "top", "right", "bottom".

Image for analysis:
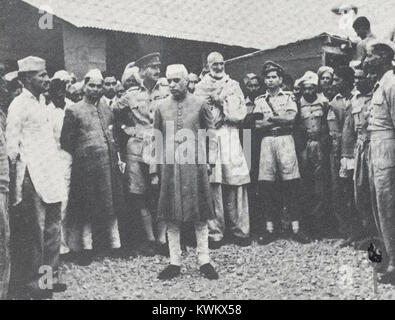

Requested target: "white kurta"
[
  {"left": 47, "top": 102, "right": 73, "bottom": 254},
  {"left": 6, "top": 89, "right": 67, "bottom": 206},
  {"left": 195, "top": 74, "right": 250, "bottom": 186}
]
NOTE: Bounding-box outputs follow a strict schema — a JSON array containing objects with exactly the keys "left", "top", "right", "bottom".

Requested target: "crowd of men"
[{"left": 0, "top": 16, "right": 395, "bottom": 300}]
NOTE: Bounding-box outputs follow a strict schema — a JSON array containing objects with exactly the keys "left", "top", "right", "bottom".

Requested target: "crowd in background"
[{"left": 1, "top": 16, "right": 395, "bottom": 299}]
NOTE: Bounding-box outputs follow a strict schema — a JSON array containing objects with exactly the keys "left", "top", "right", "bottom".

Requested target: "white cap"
[
  {"left": 18, "top": 56, "right": 46, "bottom": 72},
  {"left": 84, "top": 69, "right": 103, "bottom": 81},
  {"left": 4, "top": 71, "right": 18, "bottom": 82},
  {"left": 301, "top": 71, "right": 319, "bottom": 86},
  {"left": 166, "top": 64, "right": 188, "bottom": 79},
  {"left": 69, "top": 81, "right": 84, "bottom": 92},
  {"left": 52, "top": 70, "right": 72, "bottom": 82}
]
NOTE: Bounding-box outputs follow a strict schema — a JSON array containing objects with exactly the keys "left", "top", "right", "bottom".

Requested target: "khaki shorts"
[
  {"left": 258, "top": 135, "right": 301, "bottom": 182},
  {"left": 126, "top": 161, "right": 150, "bottom": 195}
]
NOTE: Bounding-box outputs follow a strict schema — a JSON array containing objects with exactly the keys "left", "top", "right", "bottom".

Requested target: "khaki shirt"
[
  {"left": 327, "top": 93, "right": 350, "bottom": 141},
  {"left": 254, "top": 89, "right": 297, "bottom": 130},
  {"left": 350, "top": 92, "right": 372, "bottom": 139},
  {"left": 367, "top": 70, "right": 395, "bottom": 132},
  {"left": 245, "top": 96, "right": 255, "bottom": 114},
  {"left": 115, "top": 82, "right": 169, "bottom": 163},
  {"left": 299, "top": 95, "right": 328, "bottom": 136}
]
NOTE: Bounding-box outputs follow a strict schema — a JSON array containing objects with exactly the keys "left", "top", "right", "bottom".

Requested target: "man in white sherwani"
[
  {"left": 6, "top": 56, "right": 67, "bottom": 299},
  {"left": 195, "top": 52, "right": 251, "bottom": 249}
]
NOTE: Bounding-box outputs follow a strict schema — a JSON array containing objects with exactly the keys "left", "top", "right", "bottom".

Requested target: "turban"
[
  {"left": 317, "top": 66, "right": 334, "bottom": 79},
  {"left": 301, "top": 71, "right": 319, "bottom": 86},
  {"left": 121, "top": 66, "right": 139, "bottom": 85}
]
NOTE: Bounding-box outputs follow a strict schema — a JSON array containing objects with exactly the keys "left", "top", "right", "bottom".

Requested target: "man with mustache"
[
  {"left": 0, "top": 74, "right": 10, "bottom": 299},
  {"left": 339, "top": 68, "right": 377, "bottom": 248},
  {"left": 317, "top": 66, "right": 335, "bottom": 101},
  {"left": 61, "top": 69, "right": 124, "bottom": 266},
  {"left": 115, "top": 53, "right": 168, "bottom": 257},
  {"left": 364, "top": 41, "right": 395, "bottom": 284},
  {"left": 254, "top": 61, "right": 310, "bottom": 244},
  {"left": 327, "top": 66, "right": 356, "bottom": 238},
  {"left": 297, "top": 71, "right": 330, "bottom": 238},
  {"left": 152, "top": 64, "right": 218, "bottom": 280},
  {"left": 195, "top": 52, "right": 251, "bottom": 249},
  {"left": 6, "top": 56, "right": 67, "bottom": 299}
]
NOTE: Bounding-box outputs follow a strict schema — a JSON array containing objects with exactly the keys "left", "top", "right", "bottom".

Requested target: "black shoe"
[
  {"left": 156, "top": 242, "right": 170, "bottom": 257},
  {"left": 60, "top": 252, "right": 74, "bottom": 262},
  {"left": 209, "top": 239, "right": 223, "bottom": 250},
  {"left": 158, "top": 265, "right": 181, "bottom": 280},
  {"left": 291, "top": 230, "right": 312, "bottom": 244},
  {"left": 232, "top": 236, "right": 251, "bottom": 247},
  {"left": 257, "top": 231, "right": 276, "bottom": 245},
  {"left": 200, "top": 263, "right": 219, "bottom": 280},
  {"left": 76, "top": 250, "right": 94, "bottom": 266},
  {"left": 139, "top": 241, "right": 156, "bottom": 257},
  {"left": 28, "top": 288, "right": 53, "bottom": 300},
  {"left": 51, "top": 283, "right": 67, "bottom": 293}
]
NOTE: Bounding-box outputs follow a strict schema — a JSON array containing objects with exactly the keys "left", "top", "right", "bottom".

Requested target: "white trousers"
[{"left": 167, "top": 221, "right": 210, "bottom": 267}]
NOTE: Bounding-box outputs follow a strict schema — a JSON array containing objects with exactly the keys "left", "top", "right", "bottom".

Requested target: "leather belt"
[{"left": 263, "top": 127, "right": 293, "bottom": 137}]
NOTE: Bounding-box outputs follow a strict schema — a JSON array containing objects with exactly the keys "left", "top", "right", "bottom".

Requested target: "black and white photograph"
[{"left": 1, "top": 0, "right": 395, "bottom": 304}]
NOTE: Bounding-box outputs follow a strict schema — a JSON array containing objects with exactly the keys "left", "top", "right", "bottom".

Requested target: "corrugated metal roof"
[{"left": 21, "top": 0, "right": 395, "bottom": 50}]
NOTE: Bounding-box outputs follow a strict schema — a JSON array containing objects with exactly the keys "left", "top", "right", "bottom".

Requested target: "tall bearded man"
[
  {"left": 195, "top": 52, "right": 251, "bottom": 248},
  {"left": 6, "top": 56, "right": 67, "bottom": 299},
  {"left": 61, "top": 69, "right": 124, "bottom": 266},
  {"left": 153, "top": 64, "right": 218, "bottom": 280}
]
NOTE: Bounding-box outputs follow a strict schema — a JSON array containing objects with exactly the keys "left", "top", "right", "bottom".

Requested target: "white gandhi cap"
[
  {"left": 17, "top": 56, "right": 46, "bottom": 72},
  {"left": 166, "top": 64, "right": 188, "bottom": 79},
  {"left": 84, "top": 69, "right": 103, "bottom": 81}
]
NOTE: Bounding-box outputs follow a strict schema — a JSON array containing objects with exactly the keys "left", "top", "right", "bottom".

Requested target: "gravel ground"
[{"left": 54, "top": 239, "right": 395, "bottom": 300}]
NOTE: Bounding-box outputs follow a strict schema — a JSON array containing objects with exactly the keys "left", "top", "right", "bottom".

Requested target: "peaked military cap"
[
  {"left": 261, "top": 60, "right": 284, "bottom": 76},
  {"left": 135, "top": 52, "right": 161, "bottom": 68}
]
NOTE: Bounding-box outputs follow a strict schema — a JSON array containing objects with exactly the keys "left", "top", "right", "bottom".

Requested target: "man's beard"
[{"left": 210, "top": 70, "right": 225, "bottom": 80}]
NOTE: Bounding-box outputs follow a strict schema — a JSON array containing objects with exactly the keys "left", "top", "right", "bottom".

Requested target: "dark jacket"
[{"left": 153, "top": 93, "right": 215, "bottom": 223}]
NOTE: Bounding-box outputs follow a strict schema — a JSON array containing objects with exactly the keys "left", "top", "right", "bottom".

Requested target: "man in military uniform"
[
  {"left": 0, "top": 74, "right": 10, "bottom": 299},
  {"left": 254, "top": 61, "right": 311, "bottom": 244},
  {"left": 364, "top": 41, "right": 395, "bottom": 284},
  {"left": 115, "top": 53, "right": 168, "bottom": 257},
  {"left": 339, "top": 68, "right": 376, "bottom": 247},
  {"left": 242, "top": 73, "right": 263, "bottom": 238},
  {"left": 327, "top": 66, "right": 356, "bottom": 238},
  {"left": 317, "top": 66, "right": 335, "bottom": 101},
  {"left": 297, "top": 71, "right": 331, "bottom": 238}
]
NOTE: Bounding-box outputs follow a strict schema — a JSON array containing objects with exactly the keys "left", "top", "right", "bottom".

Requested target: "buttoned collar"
[
  {"left": 374, "top": 69, "right": 394, "bottom": 92},
  {"left": 300, "top": 95, "right": 322, "bottom": 106},
  {"left": 140, "top": 80, "right": 160, "bottom": 93},
  {"left": 265, "top": 88, "right": 285, "bottom": 98},
  {"left": 21, "top": 88, "right": 40, "bottom": 102},
  {"left": 102, "top": 95, "right": 116, "bottom": 104}
]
